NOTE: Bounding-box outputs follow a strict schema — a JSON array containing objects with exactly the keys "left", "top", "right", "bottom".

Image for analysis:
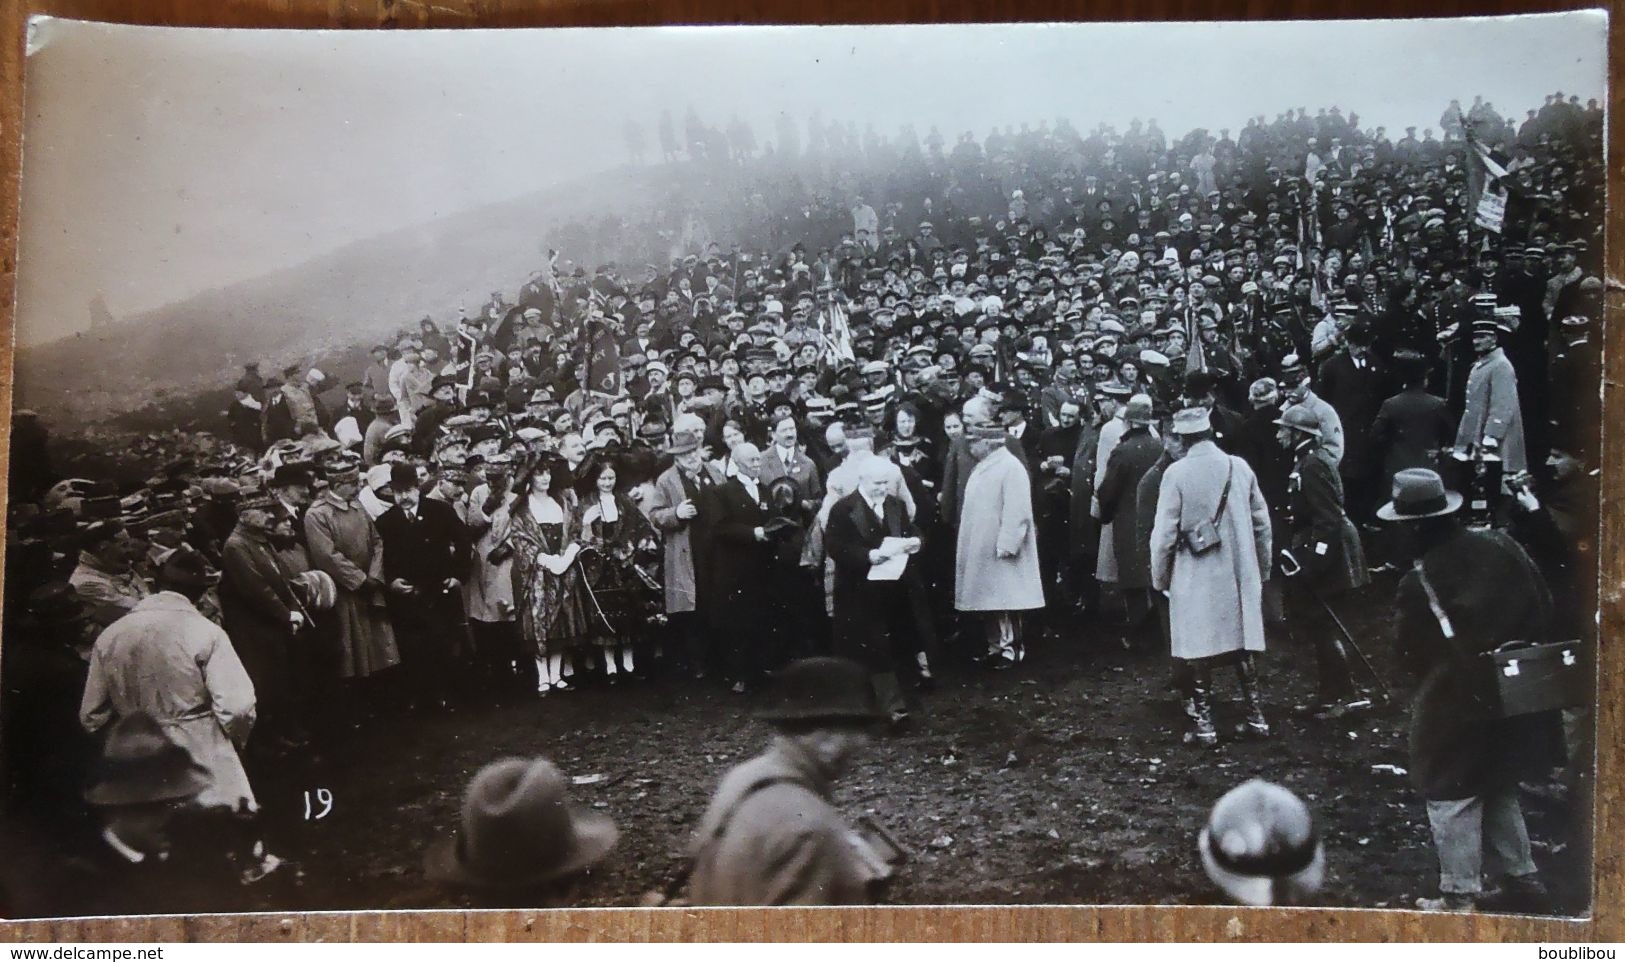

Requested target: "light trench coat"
[
  {"left": 1149, "top": 441, "right": 1273, "bottom": 661},
  {"left": 954, "top": 446, "right": 1045, "bottom": 612},
  {"left": 80, "top": 592, "right": 258, "bottom": 810},
  {"left": 463, "top": 486, "right": 515, "bottom": 623}
]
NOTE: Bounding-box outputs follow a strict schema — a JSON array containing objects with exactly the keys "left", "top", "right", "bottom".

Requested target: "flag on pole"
[
  {"left": 585, "top": 310, "right": 622, "bottom": 398},
  {"left": 1464, "top": 130, "right": 1510, "bottom": 234},
  {"left": 1183, "top": 303, "right": 1206, "bottom": 376},
  {"left": 544, "top": 248, "right": 565, "bottom": 301},
  {"left": 819, "top": 293, "right": 856, "bottom": 365}
]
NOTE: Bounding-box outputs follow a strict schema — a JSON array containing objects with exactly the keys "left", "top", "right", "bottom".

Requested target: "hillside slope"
[{"left": 14, "top": 163, "right": 669, "bottom": 429}]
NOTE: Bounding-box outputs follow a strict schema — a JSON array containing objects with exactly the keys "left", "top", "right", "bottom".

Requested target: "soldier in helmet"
[{"left": 1275, "top": 403, "right": 1370, "bottom": 721}]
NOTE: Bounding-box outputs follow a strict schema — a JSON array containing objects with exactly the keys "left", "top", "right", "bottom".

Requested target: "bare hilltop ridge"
[{"left": 15, "top": 162, "right": 673, "bottom": 433}]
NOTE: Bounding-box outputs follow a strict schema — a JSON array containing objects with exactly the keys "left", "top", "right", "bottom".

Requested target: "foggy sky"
[{"left": 15, "top": 13, "right": 1606, "bottom": 347}]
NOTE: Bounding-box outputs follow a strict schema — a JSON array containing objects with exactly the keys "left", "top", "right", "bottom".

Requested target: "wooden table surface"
[{"left": 0, "top": 0, "right": 1618, "bottom": 942}]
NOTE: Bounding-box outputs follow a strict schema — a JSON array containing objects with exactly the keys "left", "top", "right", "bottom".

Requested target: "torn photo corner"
[{"left": 2, "top": 11, "right": 1608, "bottom": 923}]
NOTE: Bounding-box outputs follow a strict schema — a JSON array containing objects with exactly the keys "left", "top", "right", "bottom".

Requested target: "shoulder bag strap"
[
  {"left": 1211, "top": 461, "right": 1235, "bottom": 525},
  {"left": 1411, "top": 559, "right": 1456, "bottom": 640},
  {"left": 667, "top": 775, "right": 803, "bottom": 903}
]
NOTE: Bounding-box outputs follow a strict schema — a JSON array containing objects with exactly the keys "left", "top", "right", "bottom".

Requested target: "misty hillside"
[{"left": 14, "top": 163, "right": 672, "bottom": 431}]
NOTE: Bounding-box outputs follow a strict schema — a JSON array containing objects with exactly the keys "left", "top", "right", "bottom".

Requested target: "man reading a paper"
[{"left": 824, "top": 457, "right": 935, "bottom": 727}]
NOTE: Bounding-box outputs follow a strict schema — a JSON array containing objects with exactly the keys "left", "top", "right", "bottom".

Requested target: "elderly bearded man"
[{"left": 825, "top": 457, "right": 933, "bottom": 725}]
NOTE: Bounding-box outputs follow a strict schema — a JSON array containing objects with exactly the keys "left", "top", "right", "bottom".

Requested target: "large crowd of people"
[{"left": 0, "top": 89, "right": 1603, "bottom": 915}]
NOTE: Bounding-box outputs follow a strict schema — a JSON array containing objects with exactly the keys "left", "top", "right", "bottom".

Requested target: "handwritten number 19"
[{"left": 304, "top": 788, "right": 334, "bottom": 820}]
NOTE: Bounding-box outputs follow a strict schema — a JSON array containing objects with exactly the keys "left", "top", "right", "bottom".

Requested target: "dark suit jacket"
[
  {"left": 823, "top": 491, "right": 934, "bottom": 669},
  {"left": 375, "top": 498, "right": 470, "bottom": 594},
  {"left": 701, "top": 477, "right": 773, "bottom": 617},
  {"left": 1316, "top": 351, "right": 1386, "bottom": 475},
  {"left": 1370, "top": 387, "right": 1454, "bottom": 485},
  {"left": 757, "top": 444, "right": 825, "bottom": 509}
]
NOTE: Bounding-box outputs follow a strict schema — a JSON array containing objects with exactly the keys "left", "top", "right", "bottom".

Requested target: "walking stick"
[{"left": 1310, "top": 587, "right": 1393, "bottom": 704}]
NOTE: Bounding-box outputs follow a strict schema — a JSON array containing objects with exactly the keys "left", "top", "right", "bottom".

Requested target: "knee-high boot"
[
  {"left": 1186, "top": 665, "right": 1218, "bottom": 747},
  {"left": 1238, "top": 654, "right": 1270, "bottom": 737}
]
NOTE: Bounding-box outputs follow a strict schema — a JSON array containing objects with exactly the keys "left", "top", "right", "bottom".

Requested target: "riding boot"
[
  {"left": 1238, "top": 655, "right": 1271, "bottom": 737},
  {"left": 1185, "top": 667, "right": 1218, "bottom": 746},
  {"left": 1315, "top": 633, "right": 1358, "bottom": 705}
]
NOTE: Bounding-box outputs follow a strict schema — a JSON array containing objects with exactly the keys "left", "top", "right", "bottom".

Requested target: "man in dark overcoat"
[
  {"left": 1314, "top": 322, "right": 1387, "bottom": 521},
  {"left": 824, "top": 456, "right": 934, "bottom": 724},
  {"left": 220, "top": 497, "right": 307, "bottom": 748},
  {"left": 646, "top": 430, "right": 716, "bottom": 678},
  {"left": 375, "top": 462, "right": 471, "bottom": 708},
  {"left": 1380, "top": 468, "right": 1557, "bottom": 913},
  {"left": 1369, "top": 349, "right": 1456, "bottom": 491},
  {"left": 1095, "top": 394, "right": 1165, "bottom": 644},
  {"left": 702, "top": 442, "right": 775, "bottom": 692}
]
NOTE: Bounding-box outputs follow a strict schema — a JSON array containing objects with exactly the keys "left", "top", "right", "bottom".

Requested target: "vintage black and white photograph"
[{"left": 0, "top": 13, "right": 1606, "bottom": 919}]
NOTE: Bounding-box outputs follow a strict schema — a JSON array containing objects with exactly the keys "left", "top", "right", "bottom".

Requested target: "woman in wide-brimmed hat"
[
  {"left": 572, "top": 451, "right": 663, "bottom": 683},
  {"left": 501, "top": 454, "right": 591, "bottom": 695}
]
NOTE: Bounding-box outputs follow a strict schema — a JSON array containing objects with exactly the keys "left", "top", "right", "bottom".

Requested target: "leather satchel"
[{"left": 1179, "top": 462, "right": 1233, "bottom": 556}]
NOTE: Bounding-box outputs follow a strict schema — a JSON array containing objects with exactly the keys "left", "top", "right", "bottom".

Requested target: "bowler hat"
[
  {"left": 425, "top": 757, "right": 619, "bottom": 889},
  {"left": 270, "top": 464, "right": 313, "bottom": 489},
  {"left": 84, "top": 712, "right": 212, "bottom": 807},
  {"left": 1199, "top": 780, "right": 1325, "bottom": 907},
  {"left": 757, "top": 657, "right": 883, "bottom": 727},
  {"left": 1376, "top": 468, "right": 1463, "bottom": 522}
]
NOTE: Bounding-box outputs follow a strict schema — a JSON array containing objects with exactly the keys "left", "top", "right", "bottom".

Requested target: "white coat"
[
  {"left": 1149, "top": 441, "right": 1272, "bottom": 661},
  {"left": 954, "top": 446, "right": 1045, "bottom": 612}
]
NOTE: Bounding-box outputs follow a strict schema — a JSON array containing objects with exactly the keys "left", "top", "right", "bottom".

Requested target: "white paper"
[{"left": 868, "top": 537, "right": 912, "bottom": 581}]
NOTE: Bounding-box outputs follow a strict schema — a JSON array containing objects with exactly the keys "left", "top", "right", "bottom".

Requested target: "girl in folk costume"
[
  {"left": 502, "top": 455, "right": 591, "bottom": 695},
  {"left": 572, "top": 454, "right": 663, "bottom": 683}
]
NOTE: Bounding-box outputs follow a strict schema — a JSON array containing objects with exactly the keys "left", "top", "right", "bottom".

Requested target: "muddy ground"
[
  {"left": 236, "top": 570, "right": 1588, "bottom": 918},
  {"left": 4, "top": 572, "right": 1589, "bottom": 920}
]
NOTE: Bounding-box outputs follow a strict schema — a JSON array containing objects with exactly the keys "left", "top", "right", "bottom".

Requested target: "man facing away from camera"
[
  {"left": 688, "top": 657, "right": 891, "bottom": 906},
  {"left": 1378, "top": 468, "right": 1556, "bottom": 913}
]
